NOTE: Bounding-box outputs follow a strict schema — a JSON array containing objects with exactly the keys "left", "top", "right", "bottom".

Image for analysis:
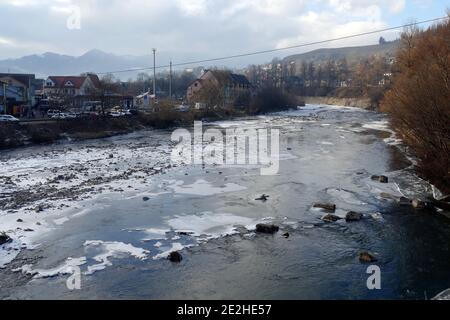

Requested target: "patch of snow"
[
  {"left": 166, "top": 179, "right": 247, "bottom": 196},
  {"left": 84, "top": 240, "right": 149, "bottom": 275},
  {"left": 13, "top": 257, "right": 87, "bottom": 279}
]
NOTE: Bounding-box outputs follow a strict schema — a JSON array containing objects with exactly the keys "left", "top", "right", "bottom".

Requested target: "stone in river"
[
  {"left": 359, "top": 251, "right": 377, "bottom": 263},
  {"left": 168, "top": 251, "right": 183, "bottom": 263},
  {"left": 371, "top": 175, "right": 389, "bottom": 183},
  {"left": 256, "top": 224, "right": 279, "bottom": 234},
  {"left": 346, "top": 211, "right": 363, "bottom": 222},
  {"left": 412, "top": 199, "right": 426, "bottom": 210},
  {"left": 322, "top": 214, "right": 342, "bottom": 222},
  {"left": 313, "top": 203, "right": 336, "bottom": 213},
  {"left": 0, "top": 232, "right": 12, "bottom": 245},
  {"left": 398, "top": 197, "right": 412, "bottom": 206}
]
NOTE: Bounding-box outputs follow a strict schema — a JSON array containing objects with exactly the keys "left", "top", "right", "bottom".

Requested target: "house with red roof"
[{"left": 44, "top": 73, "right": 101, "bottom": 98}]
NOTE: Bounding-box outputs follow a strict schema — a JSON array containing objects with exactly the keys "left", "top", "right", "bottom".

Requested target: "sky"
[{"left": 0, "top": 0, "right": 448, "bottom": 67}]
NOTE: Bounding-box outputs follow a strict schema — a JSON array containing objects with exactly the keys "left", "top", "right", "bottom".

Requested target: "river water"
[{"left": 1, "top": 104, "right": 449, "bottom": 300}]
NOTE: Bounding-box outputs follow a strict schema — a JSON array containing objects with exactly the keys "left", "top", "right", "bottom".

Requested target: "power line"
[{"left": 96, "top": 16, "right": 448, "bottom": 76}]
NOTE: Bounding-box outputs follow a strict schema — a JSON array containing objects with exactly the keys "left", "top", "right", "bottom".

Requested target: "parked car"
[
  {"left": 0, "top": 115, "right": 20, "bottom": 122},
  {"left": 51, "top": 113, "right": 67, "bottom": 119},
  {"left": 109, "top": 111, "right": 123, "bottom": 117},
  {"left": 47, "top": 109, "right": 62, "bottom": 117},
  {"left": 66, "top": 113, "right": 78, "bottom": 119}
]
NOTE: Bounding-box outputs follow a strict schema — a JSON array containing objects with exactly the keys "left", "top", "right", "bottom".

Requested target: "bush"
[
  {"left": 380, "top": 18, "right": 450, "bottom": 193},
  {"left": 249, "top": 86, "right": 296, "bottom": 114}
]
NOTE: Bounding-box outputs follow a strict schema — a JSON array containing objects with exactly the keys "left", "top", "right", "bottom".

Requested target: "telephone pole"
[
  {"left": 2, "top": 81, "right": 6, "bottom": 114},
  {"left": 169, "top": 60, "right": 172, "bottom": 100},
  {"left": 152, "top": 48, "right": 156, "bottom": 98}
]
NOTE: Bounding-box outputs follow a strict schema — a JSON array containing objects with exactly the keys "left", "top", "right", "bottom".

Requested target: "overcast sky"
[{"left": 0, "top": 0, "right": 448, "bottom": 66}]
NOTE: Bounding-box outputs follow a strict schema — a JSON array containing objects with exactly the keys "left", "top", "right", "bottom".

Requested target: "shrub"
[
  {"left": 249, "top": 86, "right": 296, "bottom": 114},
  {"left": 380, "top": 18, "right": 450, "bottom": 193}
]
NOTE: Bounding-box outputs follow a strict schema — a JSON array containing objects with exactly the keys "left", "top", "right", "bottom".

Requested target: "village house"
[
  {"left": 44, "top": 73, "right": 101, "bottom": 98},
  {"left": 187, "top": 69, "right": 253, "bottom": 108},
  {"left": 0, "top": 73, "right": 40, "bottom": 116}
]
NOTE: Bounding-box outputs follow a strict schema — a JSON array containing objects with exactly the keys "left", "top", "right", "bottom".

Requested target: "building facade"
[{"left": 187, "top": 70, "right": 253, "bottom": 107}]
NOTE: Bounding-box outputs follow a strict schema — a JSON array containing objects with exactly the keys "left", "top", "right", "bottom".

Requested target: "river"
[{"left": 1, "top": 104, "right": 449, "bottom": 299}]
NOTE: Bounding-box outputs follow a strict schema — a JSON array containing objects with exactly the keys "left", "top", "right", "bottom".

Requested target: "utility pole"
[
  {"left": 169, "top": 60, "right": 172, "bottom": 100},
  {"left": 2, "top": 82, "right": 6, "bottom": 114},
  {"left": 152, "top": 48, "right": 156, "bottom": 98}
]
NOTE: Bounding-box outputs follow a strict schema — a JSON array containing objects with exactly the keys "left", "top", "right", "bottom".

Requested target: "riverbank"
[
  {"left": 0, "top": 108, "right": 247, "bottom": 150},
  {"left": 302, "top": 96, "right": 374, "bottom": 110}
]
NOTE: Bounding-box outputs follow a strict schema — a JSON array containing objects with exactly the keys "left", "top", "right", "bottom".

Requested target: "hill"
[
  {"left": 283, "top": 40, "right": 400, "bottom": 64},
  {"left": 0, "top": 50, "right": 152, "bottom": 79}
]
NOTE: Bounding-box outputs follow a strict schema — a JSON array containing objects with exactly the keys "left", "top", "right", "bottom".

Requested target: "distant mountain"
[
  {"left": 0, "top": 50, "right": 152, "bottom": 79},
  {"left": 283, "top": 40, "right": 400, "bottom": 65},
  {"left": 0, "top": 42, "right": 400, "bottom": 80}
]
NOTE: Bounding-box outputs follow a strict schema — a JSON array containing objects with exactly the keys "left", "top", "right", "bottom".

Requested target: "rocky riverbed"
[{"left": 0, "top": 104, "right": 449, "bottom": 299}]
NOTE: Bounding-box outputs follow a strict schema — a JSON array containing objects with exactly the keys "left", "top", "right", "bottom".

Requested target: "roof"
[
  {"left": 205, "top": 70, "right": 251, "bottom": 87},
  {"left": 45, "top": 74, "right": 101, "bottom": 89},
  {"left": 0, "top": 73, "right": 35, "bottom": 87},
  {"left": 228, "top": 73, "right": 251, "bottom": 86},
  {"left": 46, "top": 76, "right": 88, "bottom": 89},
  {"left": 87, "top": 74, "right": 101, "bottom": 88}
]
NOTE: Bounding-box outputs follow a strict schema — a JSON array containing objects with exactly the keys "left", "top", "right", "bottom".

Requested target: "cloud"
[{"left": 0, "top": 0, "right": 412, "bottom": 64}]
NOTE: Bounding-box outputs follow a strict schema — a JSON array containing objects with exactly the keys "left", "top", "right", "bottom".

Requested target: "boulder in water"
[
  {"left": 398, "top": 197, "right": 412, "bottom": 206},
  {"left": 359, "top": 251, "right": 377, "bottom": 263},
  {"left": 346, "top": 211, "right": 363, "bottom": 222},
  {"left": 412, "top": 199, "right": 426, "bottom": 210},
  {"left": 0, "top": 232, "right": 12, "bottom": 245},
  {"left": 322, "top": 214, "right": 342, "bottom": 222},
  {"left": 168, "top": 251, "right": 183, "bottom": 263},
  {"left": 256, "top": 224, "right": 279, "bottom": 234},
  {"left": 313, "top": 203, "right": 336, "bottom": 213},
  {"left": 371, "top": 175, "right": 389, "bottom": 183}
]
